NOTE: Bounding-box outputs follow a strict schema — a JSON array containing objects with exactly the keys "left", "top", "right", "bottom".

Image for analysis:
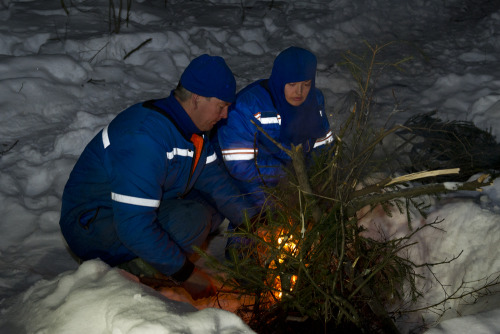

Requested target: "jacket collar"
[{"left": 149, "top": 92, "right": 202, "bottom": 139}]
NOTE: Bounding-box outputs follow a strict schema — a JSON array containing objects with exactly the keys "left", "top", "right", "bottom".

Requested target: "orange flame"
[
  {"left": 273, "top": 233, "right": 299, "bottom": 300},
  {"left": 256, "top": 218, "right": 300, "bottom": 301}
]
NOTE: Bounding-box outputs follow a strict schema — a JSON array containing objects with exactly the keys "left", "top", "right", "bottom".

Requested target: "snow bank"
[{"left": 0, "top": 260, "right": 255, "bottom": 334}]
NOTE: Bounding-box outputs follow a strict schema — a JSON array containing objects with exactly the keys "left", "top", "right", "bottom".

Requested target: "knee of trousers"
[{"left": 157, "top": 200, "right": 214, "bottom": 253}]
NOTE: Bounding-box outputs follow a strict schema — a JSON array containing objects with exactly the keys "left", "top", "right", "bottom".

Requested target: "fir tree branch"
[
  {"left": 351, "top": 168, "right": 461, "bottom": 198},
  {"left": 250, "top": 119, "right": 322, "bottom": 222},
  {"left": 250, "top": 119, "right": 291, "bottom": 156},
  {"left": 385, "top": 168, "right": 460, "bottom": 186},
  {"left": 348, "top": 174, "right": 493, "bottom": 216},
  {"left": 399, "top": 271, "right": 500, "bottom": 314},
  {"left": 299, "top": 259, "right": 360, "bottom": 324}
]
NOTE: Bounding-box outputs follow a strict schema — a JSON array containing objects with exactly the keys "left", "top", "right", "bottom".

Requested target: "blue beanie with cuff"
[{"left": 180, "top": 54, "right": 236, "bottom": 103}]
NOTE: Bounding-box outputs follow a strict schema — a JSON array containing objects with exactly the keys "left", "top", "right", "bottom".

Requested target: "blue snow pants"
[{"left": 60, "top": 191, "right": 224, "bottom": 268}]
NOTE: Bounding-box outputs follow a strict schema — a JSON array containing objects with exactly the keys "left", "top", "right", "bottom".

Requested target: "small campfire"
[
  {"left": 256, "top": 225, "right": 301, "bottom": 302},
  {"left": 268, "top": 234, "right": 299, "bottom": 300}
]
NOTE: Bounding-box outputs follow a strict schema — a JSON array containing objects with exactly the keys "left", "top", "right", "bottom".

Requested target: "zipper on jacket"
[{"left": 179, "top": 133, "right": 205, "bottom": 198}]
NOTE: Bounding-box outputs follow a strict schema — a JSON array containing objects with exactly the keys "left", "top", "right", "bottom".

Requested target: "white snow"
[{"left": 1, "top": 0, "right": 500, "bottom": 333}]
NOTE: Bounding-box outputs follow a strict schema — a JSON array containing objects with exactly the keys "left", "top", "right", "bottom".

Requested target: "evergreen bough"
[{"left": 201, "top": 42, "right": 499, "bottom": 333}]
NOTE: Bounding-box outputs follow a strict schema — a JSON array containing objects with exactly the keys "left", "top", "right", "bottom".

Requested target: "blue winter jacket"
[
  {"left": 217, "top": 81, "right": 333, "bottom": 207},
  {"left": 60, "top": 95, "right": 255, "bottom": 278}
]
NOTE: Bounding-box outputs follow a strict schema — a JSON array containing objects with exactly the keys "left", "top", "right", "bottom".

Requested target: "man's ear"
[{"left": 191, "top": 93, "right": 200, "bottom": 108}]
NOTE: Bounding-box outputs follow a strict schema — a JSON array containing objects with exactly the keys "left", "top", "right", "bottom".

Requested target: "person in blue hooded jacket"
[
  {"left": 217, "top": 46, "right": 333, "bottom": 209},
  {"left": 59, "top": 54, "right": 258, "bottom": 300}
]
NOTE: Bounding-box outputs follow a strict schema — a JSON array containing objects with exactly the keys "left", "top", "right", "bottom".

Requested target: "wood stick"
[{"left": 384, "top": 168, "right": 460, "bottom": 186}]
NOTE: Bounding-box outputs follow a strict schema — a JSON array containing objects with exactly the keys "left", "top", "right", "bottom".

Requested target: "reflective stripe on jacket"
[
  {"left": 61, "top": 98, "right": 255, "bottom": 275},
  {"left": 217, "top": 83, "right": 333, "bottom": 207}
]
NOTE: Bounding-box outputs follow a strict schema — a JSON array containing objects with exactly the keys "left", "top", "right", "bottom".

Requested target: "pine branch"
[
  {"left": 202, "top": 41, "right": 500, "bottom": 333},
  {"left": 250, "top": 119, "right": 322, "bottom": 223},
  {"left": 250, "top": 119, "right": 291, "bottom": 156},
  {"left": 385, "top": 168, "right": 460, "bottom": 186},
  {"left": 351, "top": 168, "right": 460, "bottom": 198},
  {"left": 399, "top": 271, "right": 500, "bottom": 314},
  {"left": 348, "top": 173, "right": 492, "bottom": 216}
]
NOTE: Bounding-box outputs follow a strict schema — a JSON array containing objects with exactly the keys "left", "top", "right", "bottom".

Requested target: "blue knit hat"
[{"left": 180, "top": 54, "right": 236, "bottom": 103}]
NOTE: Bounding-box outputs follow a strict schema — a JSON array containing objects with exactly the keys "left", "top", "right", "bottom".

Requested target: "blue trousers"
[{"left": 61, "top": 191, "right": 224, "bottom": 267}]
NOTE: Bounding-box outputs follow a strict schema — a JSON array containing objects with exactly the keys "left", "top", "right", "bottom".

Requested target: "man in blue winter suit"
[{"left": 59, "top": 54, "right": 258, "bottom": 300}]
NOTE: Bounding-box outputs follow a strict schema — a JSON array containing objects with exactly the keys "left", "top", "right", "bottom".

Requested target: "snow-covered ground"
[{"left": 1, "top": 0, "right": 500, "bottom": 333}]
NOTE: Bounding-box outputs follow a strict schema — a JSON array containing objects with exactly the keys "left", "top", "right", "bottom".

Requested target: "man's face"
[
  {"left": 284, "top": 80, "right": 312, "bottom": 106},
  {"left": 192, "top": 96, "right": 231, "bottom": 131}
]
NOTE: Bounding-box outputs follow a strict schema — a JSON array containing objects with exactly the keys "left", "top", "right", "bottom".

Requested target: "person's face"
[
  {"left": 192, "top": 95, "right": 230, "bottom": 131},
  {"left": 284, "top": 80, "right": 312, "bottom": 106}
]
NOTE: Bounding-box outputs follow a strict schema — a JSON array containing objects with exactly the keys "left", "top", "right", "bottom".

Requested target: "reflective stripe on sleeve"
[
  {"left": 313, "top": 130, "right": 334, "bottom": 148},
  {"left": 111, "top": 192, "right": 160, "bottom": 208},
  {"left": 254, "top": 112, "right": 281, "bottom": 125},
  {"left": 222, "top": 148, "right": 256, "bottom": 161},
  {"left": 102, "top": 125, "right": 110, "bottom": 149}
]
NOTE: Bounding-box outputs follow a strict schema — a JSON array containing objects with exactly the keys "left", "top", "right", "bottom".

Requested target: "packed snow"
[{"left": 1, "top": 0, "right": 500, "bottom": 333}]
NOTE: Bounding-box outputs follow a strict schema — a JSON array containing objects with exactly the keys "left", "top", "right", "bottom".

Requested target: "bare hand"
[{"left": 181, "top": 267, "right": 217, "bottom": 300}]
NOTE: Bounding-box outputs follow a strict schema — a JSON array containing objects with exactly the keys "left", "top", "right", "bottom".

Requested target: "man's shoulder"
[
  {"left": 234, "top": 84, "right": 273, "bottom": 113},
  {"left": 109, "top": 102, "right": 183, "bottom": 146},
  {"left": 238, "top": 81, "right": 268, "bottom": 99}
]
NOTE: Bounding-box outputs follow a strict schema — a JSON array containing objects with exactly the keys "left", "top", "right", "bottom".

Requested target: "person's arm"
[
  {"left": 109, "top": 134, "right": 218, "bottom": 299},
  {"left": 218, "top": 102, "right": 261, "bottom": 183},
  {"left": 106, "top": 133, "right": 192, "bottom": 280},
  {"left": 194, "top": 143, "right": 259, "bottom": 224},
  {"left": 180, "top": 267, "right": 217, "bottom": 300},
  {"left": 312, "top": 89, "right": 334, "bottom": 150},
  {"left": 217, "top": 95, "right": 284, "bottom": 206}
]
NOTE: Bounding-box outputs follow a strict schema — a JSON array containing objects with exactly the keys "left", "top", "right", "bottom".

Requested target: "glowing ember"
[
  {"left": 255, "top": 221, "right": 302, "bottom": 301},
  {"left": 271, "top": 233, "right": 299, "bottom": 300}
]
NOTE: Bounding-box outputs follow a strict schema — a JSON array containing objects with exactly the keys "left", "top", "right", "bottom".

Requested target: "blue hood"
[{"left": 268, "top": 46, "right": 324, "bottom": 149}]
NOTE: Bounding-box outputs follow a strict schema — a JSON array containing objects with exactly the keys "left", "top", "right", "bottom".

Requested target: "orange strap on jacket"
[{"left": 190, "top": 133, "right": 203, "bottom": 173}]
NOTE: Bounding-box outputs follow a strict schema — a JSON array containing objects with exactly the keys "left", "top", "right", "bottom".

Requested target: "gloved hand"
[
  {"left": 225, "top": 213, "right": 269, "bottom": 262},
  {"left": 181, "top": 267, "right": 217, "bottom": 300},
  {"left": 225, "top": 234, "right": 254, "bottom": 261},
  {"left": 225, "top": 224, "right": 257, "bottom": 263}
]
